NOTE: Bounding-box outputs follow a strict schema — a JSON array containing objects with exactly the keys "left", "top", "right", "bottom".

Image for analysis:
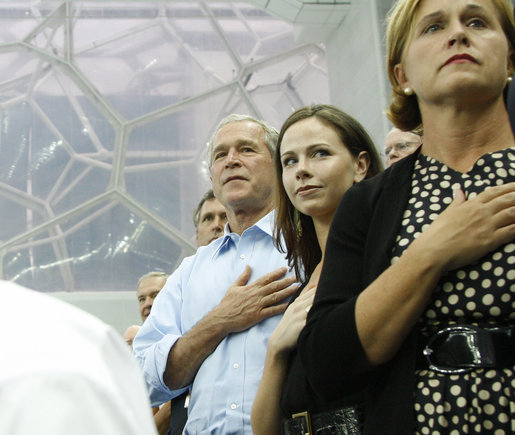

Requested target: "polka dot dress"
[{"left": 391, "top": 148, "right": 515, "bottom": 434}]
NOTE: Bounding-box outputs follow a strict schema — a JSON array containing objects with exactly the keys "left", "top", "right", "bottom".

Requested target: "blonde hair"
[{"left": 385, "top": 0, "right": 515, "bottom": 131}]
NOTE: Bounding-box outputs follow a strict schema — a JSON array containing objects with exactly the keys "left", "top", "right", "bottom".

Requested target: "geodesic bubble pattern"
[{"left": 0, "top": 1, "right": 328, "bottom": 292}]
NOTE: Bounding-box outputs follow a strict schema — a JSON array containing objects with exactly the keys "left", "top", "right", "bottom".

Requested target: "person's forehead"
[
  {"left": 124, "top": 326, "right": 140, "bottom": 339},
  {"left": 213, "top": 120, "right": 265, "bottom": 147},
  {"left": 385, "top": 129, "right": 419, "bottom": 146},
  {"left": 137, "top": 276, "right": 165, "bottom": 295},
  {"left": 414, "top": 0, "right": 496, "bottom": 20},
  {"left": 200, "top": 198, "right": 225, "bottom": 216},
  {"left": 408, "top": 0, "right": 505, "bottom": 45}
]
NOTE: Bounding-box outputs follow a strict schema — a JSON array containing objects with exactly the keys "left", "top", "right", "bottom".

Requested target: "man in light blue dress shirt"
[{"left": 133, "top": 114, "right": 298, "bottom": 434}]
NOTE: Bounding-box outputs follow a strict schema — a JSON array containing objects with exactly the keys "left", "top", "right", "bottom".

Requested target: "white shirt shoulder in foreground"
[{"left": 0, "top": 281, "right": 157, "bottom": 435}]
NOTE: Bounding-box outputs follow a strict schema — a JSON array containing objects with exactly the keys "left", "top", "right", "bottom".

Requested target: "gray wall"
[
  {"left": 51, "top": 291, "right": 141, "bottom": 336},
  {"left": 327, "top": 0, "right": 391, "bottom": 151}
]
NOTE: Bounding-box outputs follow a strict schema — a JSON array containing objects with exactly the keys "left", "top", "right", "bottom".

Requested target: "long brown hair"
[{"left": 274, "top": 104, "right": 383, "bottom": 281}]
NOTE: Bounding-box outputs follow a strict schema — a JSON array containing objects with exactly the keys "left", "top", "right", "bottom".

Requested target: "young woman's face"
[
  {"left": 394, "top": 0, "right": 512, "bottom": 107},
  {"left": 280, "top": 116, "right": 367, "bottom": 222}
]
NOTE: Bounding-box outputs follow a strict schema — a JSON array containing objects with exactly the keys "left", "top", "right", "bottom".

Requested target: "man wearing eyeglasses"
[{"left": 383, "top": 127, "right": 422, "bottom": 167}]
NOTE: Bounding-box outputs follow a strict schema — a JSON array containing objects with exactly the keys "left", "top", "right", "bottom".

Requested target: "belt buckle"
[
  {"left": 423, "top": 325, "right": 475, "bottom": 374},
  {"left": 291, "top": 410, "right": 313, "bottom": 435}
]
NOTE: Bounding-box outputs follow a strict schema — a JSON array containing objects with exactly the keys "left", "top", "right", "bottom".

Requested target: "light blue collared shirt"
[{"left": 133, "top": 211, "right": 292, "bottom": 434}]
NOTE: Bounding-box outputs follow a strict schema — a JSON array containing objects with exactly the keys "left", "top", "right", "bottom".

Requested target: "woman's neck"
[
  {"left": 420, "top": 97, "right": 514, "bottom": 173},
  {"left": 312, "top": 214, "right": 332, "bottom": 262}
]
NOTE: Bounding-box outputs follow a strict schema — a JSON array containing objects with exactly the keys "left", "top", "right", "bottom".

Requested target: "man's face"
[
  {"left": 123, "top": 325, "right": 140, "bottom": 349},
  {"left": 384, "top": 128, "right": 421, "bottom": 167},
  {"left": 137, "top": 276, "right": 166, "bottom": 322},
  {"left": 196, "top": 197, "right": 227, "bottom": 247},
  {"left": 210, "top": 120, "right": 276, "bottom": 214}
]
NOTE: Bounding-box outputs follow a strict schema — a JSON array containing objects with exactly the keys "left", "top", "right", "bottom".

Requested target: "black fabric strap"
[
  {"left": 417, "top": 325, "right": 515, "bottom": 372},
  {"left": 283, "top": 406, "right": 363, "bottom": 435}
]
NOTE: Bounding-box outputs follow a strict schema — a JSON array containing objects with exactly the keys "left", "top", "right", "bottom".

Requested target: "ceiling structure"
[{"left": 0, "top": 0, "right": 354, "bottom": 292}]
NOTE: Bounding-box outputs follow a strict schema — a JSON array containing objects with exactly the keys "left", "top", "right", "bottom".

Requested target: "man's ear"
[
  {"left": 394, "top": 63, "right": 411, "bottom": 91},
  {"left": 353, "top": 151, "right": 370, "bottom": 183}
]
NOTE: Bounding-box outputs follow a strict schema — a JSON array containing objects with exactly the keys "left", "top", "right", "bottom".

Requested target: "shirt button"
[
  {"left": 233, "top": 363, "right": 239, "bottom": 369},
  {"left": 240, "top": 254, "right": 245, "bottom": 259},
  {"left": 230, "top": 403, "right": 237, "bottom": 410}
]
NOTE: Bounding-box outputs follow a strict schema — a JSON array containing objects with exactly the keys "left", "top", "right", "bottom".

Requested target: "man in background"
[
  {"left": 123, "top": 272, "right": 167, "bottom": 350},
  {"left": 124, "top": 271, "right": 171, "bottom": 435},
  {"left": 383, "top": 127, "right": 422, "bottom": 167},
  {"left": 124, "top": 324, "right": 141, "bottom": 348},
  {"left": 193, "top": 189, "right": 227, "bottom": 247},
  {"left": 137, "top": 271, "right": 168, "bottom": 322}
]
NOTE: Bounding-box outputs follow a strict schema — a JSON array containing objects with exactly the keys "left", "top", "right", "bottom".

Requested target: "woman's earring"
[
  {"left": 507, "top": 76, "right": 513, "bottom": 85},
  {"left": 403, "top": 87, "right": 414, "bottom": 96}
]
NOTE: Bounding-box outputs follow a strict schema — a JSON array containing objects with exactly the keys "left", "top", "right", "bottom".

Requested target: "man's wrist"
[{"left": 203, "top": 306, "right": 233, "bottom": 338}]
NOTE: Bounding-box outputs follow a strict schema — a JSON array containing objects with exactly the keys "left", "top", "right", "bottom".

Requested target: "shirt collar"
[{"left": 211, "top": 210, "right": 275, "bottom": 258}]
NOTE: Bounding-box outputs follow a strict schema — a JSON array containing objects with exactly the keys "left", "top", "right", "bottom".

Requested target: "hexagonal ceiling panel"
[{"left": 0, "top": 1, "right": 329, "bottom": 292}]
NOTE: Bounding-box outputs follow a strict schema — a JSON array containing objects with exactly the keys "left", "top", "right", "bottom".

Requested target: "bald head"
[
  {"left": 123, "top": 325, "right": 141, "bottom": 349},
  {"left": 137, "top": 272, "right": 167, "bottom": 322}
]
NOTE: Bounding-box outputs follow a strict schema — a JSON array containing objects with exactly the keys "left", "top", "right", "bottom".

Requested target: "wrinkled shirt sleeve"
[
  {"left": 133, "top": 257, "right": 193, "bottom": 407},
  {"left": 134, "top": 212, "right": 292, "bottom": 433}
]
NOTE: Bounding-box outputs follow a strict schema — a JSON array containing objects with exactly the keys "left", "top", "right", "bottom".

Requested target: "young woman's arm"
[{"left": 251, "top": 285, "right": 315, "bottom": 435}]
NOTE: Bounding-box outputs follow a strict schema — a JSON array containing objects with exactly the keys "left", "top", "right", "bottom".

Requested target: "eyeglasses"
[{"left": 384, "top": 141, "right": 420, "bottom": 158}]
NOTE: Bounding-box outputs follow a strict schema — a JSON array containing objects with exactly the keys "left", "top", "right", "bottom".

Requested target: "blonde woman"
[{"left": 298, "top": 0, "right": 515, "bottom": 433}]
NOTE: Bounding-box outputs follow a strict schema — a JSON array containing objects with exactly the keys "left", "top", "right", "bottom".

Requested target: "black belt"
[
  {"left": 418, "top": 324, "right": 515, "bottom": 374},
  {"left": 283, "top": 406, "right": 362, "bottom": 435}
]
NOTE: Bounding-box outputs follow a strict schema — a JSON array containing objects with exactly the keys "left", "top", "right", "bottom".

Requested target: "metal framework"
[{"left": 0, "top": 1, "right": 331, "bottom": 292}]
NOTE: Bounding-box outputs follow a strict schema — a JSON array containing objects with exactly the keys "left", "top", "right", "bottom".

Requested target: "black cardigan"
[{"left": 297, "top": 151, "right": 419, "bottom": 434}]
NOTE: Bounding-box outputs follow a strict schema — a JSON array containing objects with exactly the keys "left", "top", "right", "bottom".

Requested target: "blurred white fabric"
[{"left": 0, "top": 280, "right": 158, "bottom": 435}]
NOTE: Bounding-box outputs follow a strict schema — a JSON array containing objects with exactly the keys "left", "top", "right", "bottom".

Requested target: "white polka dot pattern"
[{"left": 391, "top": 148, "right": 515, "bottom": 433}]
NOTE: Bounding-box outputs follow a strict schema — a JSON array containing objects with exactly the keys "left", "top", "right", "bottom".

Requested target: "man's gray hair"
[
  {"left": 206, "top": 114, "right": 279, "bottom": 167},
  {"left": 136, "top": 271, "right": 168, "bottom": 290}
]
